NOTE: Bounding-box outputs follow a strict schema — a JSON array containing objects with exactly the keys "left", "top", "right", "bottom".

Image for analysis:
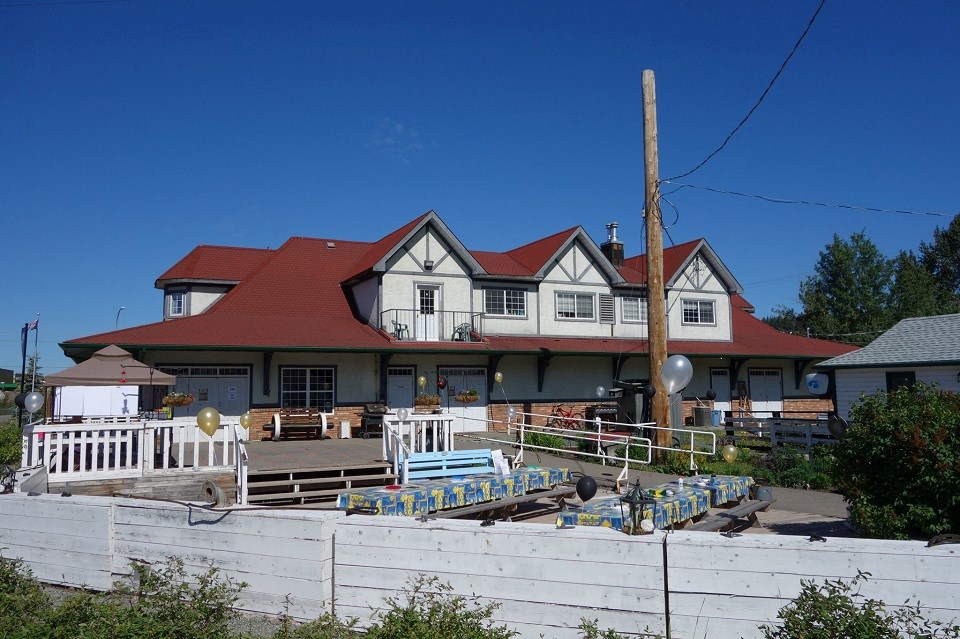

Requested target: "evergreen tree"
[
  {"left": 798, "top": 232, "right": 892, "bottom": 345},
  {"left": 889, "top": 250, "right": 958, "bottom": 321},
  {"left": 919, "top": 213, "right": 960, "bottom": 302}
]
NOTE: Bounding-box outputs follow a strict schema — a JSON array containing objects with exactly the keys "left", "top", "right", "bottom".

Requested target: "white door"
[
  {"left": 439, "top": 367, "right": 488, "bottom": 433},
  {"left": 216, "top": 377, "right": 249, "bottom": 416},
  {"left": 710, "top": 369, "right": 732, "bottom": 415},
  {"left": 749, "top": 369, "right": 783, "bottom": 418},
  {"left": 415, "top": 284, "right": 441, "bottom": 341},
  {"left": 386, "top": 367, "right": 415, "bottom": 411}
]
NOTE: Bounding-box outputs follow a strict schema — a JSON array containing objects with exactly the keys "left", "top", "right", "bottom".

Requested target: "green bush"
[
  {"left": 834, "top": 383, "right": 960, "bottom": 539},
  {"left": 0, "top": 422, "right": 21, "bottom": 466},
  {"left": 521, "top": 430, "right": 569, "bottom": 451},
  {"left": 0, "top": 556, "right": 50, "bottom": 636},
  {"left": 365, "top": 575, "right": 516, "bottom": 639},
  {"left": 760, "top": 572, "right": 960, "bottom": 638}
]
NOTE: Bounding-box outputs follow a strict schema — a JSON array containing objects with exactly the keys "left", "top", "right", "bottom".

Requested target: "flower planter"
[
  {"left": 455, "top": 394, "right": 479, "bottom": 404},
  {"left": 162, "top": 396, "right": 195, "bottom": 407}
]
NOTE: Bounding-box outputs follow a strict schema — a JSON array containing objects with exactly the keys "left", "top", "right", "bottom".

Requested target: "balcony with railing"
[{"left": 379, "top": 309, "right": 484, "bottom": 342}]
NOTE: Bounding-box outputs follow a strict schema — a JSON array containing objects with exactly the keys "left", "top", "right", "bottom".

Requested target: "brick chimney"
[{"left": 600, "top": 222, "right": 624, "bottom": 267}]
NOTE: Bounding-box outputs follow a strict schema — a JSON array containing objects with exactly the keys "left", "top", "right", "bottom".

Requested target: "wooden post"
[{"left": 643, "top": 69, "right": 671, "bottom": 450}]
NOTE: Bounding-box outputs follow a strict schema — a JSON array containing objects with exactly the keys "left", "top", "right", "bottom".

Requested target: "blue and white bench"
[{"left": 403, "top": 448, "right": 495, "bottom": 481}]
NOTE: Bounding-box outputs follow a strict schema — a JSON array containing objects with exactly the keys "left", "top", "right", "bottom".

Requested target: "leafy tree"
[
  {"left": 761, "top": 305, "right": 807, "bottom": 335},
  {"left": 920, "top": 213, "right": 960, "bottom": 299},
  {"left": 798, "top": 232, "right": 893, "bottom": 345},
  {"left": 14, "top": 354, "right": 43, "bottom": 392},
  {"left": 889, "top": 250, "right": 957, "bottom": 320},
  {"left": 832, "top": 383, "right": 960, "bottom": 539}
]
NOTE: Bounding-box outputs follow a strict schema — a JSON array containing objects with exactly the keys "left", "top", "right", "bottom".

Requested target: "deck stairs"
[{"left": 245, "top": 461, "right": 396, "bottom": 505}]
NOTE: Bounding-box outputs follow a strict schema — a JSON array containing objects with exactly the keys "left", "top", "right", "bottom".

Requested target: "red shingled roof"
[
  {"left": 64, "top": 217, "right": 855, "bottom": 360},
  {"left": 155, "top": 245, "right": 273, "bottom": 285},
  {"left": 620, "top": 238, "right": 701, "bottom": 284}
]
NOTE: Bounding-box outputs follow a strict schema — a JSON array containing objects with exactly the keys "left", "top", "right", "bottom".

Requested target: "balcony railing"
[{"left": 379, "top": 309, "right": 483, "bottom": 342}]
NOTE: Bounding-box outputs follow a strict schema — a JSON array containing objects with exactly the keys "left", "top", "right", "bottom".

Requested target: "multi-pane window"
[
  {"left": 682, "top": 299, "right": 715, "bottom": 324},
  {"left": 556, "top": 292, "right": 594, "bottom": 320},
  {"left": 169, "top": 291, "right": 185, "bottom": 316},
  {"left": 418, "top": 288, "right": 436, "bottom": 315},
  {"left": 622, "top": 296, "right": 648, "bottom": 323},
  {"left": 280, "top": 367, "right": 334, "bottom": 411},
  {"left": 484, "top": 289, "right": 526, "bottom": 317}
]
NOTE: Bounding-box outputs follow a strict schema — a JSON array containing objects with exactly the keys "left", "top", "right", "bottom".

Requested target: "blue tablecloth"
[
  {"left": 556, "top": 475, "right": 754, "bottom": 533},
  {"left": 337, "top": 466, "right": 573, "bottom": 516}
]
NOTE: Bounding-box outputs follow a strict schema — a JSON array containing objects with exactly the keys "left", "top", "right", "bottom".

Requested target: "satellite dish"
[
  {"left": 827, "top": 415, "right": 848, "bottom": 438},
  {"left": 805, "top": 373, "right": 830, "bottom": 396}
]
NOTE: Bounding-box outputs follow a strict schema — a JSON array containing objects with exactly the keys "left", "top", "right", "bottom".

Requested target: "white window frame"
[
  {"left": 622, "top": 296, "right": 648, "bottom": 323},
  {"left": 681, "top": 299, "right": 716, "bottom": 325},
  {"left": 280, "top": 366, "right": 335, "bottom": 412},
  {"left": 483, "top": 288, "right": 527, "bottom": 318},
  {"left": 169, "top": 291, "right": 185, "bottom": 317},
  {"left": 556, "top": 291, "right": 595, "bottom": 321}
]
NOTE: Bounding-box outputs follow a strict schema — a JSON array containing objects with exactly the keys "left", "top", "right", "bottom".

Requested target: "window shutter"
[{"left": 599, "top": 294, "right": 615, "bottom": 324}]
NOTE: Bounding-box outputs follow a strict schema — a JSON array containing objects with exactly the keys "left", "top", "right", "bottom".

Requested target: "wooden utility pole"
[{"left": 643, "top": 69, "right": 670, "bottom": 447}]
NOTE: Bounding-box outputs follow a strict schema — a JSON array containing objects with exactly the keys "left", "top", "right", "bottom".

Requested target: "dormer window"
[{"left": 169, "top": 291, "right": 185, "bottom": 317}]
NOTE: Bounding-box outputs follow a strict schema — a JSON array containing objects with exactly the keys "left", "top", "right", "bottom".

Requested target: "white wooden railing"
[
  {"left": 382, "top": 412, "right": 455, "bottom": 484},
  {"left": 21, "top": 417, "right": 241, "bottom": 482}
]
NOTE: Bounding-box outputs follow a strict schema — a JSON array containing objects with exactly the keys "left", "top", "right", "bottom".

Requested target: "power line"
[
  {"left": 0, "top": 0, "right": 129, "bottom": 7},
  {"left": 665, "top": 0, "right": 827, "bottom": 181},
  {"left": 660, "top": 180, "right": 956, "bottom": 217}
]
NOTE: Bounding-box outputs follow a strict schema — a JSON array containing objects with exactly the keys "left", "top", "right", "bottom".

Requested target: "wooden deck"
[
  {"left": 245, "top": 437, "right": 387, "bottom": 472},
  {"left": 244, "top": 438, "right": 395, "bottom": 505}
]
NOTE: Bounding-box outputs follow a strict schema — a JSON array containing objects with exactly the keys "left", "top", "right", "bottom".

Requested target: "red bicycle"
[{"left": 545, "top": 404, "right": 584, "bottom": 429}]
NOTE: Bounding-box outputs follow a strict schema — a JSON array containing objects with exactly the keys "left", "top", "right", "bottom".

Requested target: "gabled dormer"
[{"left": 154, "top": 245, "right": 273, "bottom": 319}]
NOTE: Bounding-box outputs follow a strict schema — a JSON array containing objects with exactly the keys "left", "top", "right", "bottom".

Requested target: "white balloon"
[
  {"left": 660, "top": 355, "right": 693, "bottom": 394},
  {"left": 397, "top": 407, "right": 409, "bottom": 422},
  {"left": 24, "top": 391, "right": 44, "bottom": 414},
  {"left": 506, "top": 406, "right": 517, "bottom": 421},
  {"left": 595, "top": 385, "right": 606, "bottom": 398}
]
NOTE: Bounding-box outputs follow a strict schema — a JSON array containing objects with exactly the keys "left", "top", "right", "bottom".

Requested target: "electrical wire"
[
  {"left": 660, "top": 180, "right": 955, "bottom": 217},
  {"left": 665, "top": 0, "right": 827, "bottom": 181}
]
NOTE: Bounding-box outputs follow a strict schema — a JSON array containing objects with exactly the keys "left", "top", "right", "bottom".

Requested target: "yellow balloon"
[
  {"left": 494, "top": 371, "right": 503, "bottom": 384},
  {"left": 721, "top": 443, "right": 739, "bottom": 464},
  {"left": 197, "top": 407, "right": 221, "bottom": 437},
  {"left": 417, "top": 375, "right": 427, "bottom": 389},
  {"left": 239, "top": 412, "right": 253, "bottom": 430}
]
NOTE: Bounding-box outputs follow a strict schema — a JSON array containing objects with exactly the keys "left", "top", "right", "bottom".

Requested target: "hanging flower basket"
[
  {"left": 455, "top": 392, "right": 479, "bottom": 404},
  {"left": 414, "top": 394, "right": 441, "bottom": 407},
  {"left": 162, "top": 393, "right": 195, "bottom": 407}
]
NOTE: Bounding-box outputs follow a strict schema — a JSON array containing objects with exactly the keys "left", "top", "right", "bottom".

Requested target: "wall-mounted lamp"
[{"left": 423, "top": 260, "right": 434, "bottom": 271}]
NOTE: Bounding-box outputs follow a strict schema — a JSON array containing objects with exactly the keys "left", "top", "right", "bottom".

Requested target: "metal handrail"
[{"left": 232, "top": 423, "right": 249, "bottom": 505}]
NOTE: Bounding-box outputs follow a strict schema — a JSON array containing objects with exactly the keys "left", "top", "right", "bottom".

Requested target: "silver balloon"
[
  {"left": 660, "top": 355, "right": 693, "bottom": 394},
  {"left": 397, "top": 407, "right": 409, "bottom": 422},
  {"left": 506, "top": 406, "right": 517, "bottom": 421},
  {"left": 595, "top": 385, "right": 606, "bottom": 398},
  {"left": 24, "top": 391, "right": 44, "bottom": 414}
]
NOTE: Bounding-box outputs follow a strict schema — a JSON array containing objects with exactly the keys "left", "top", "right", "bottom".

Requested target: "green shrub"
[
  {"left": 760, "top": 572, "right": 960, "bottom": 638},
  {"left": 578, "top": 618, "right": 663, "bottom": 638},
  {"left": 0, "top": 422, "right": 21, "bottom": 466},
  {"left": 0, "top": 555, "right": 50, "bottom": 636},
  {"left": 834, "top": 383, "right": 960, "bottom": 539},
  {"left": 521, "top": 430, "right": 569, "bottom": 451},
  {"left": 365, "top": 575, "right": 516, "bottom": 639}
]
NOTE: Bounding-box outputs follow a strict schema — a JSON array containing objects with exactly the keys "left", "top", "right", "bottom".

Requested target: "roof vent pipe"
[{"left": 605, "top": 222, "right": 619, "bottom": 243}]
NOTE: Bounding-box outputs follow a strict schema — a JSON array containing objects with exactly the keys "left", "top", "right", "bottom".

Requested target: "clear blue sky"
[{"left": 3, "top": 0, "right": 958, "bottom": 375}]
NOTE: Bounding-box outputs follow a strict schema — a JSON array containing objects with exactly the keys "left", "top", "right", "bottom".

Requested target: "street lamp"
[{"left": 115, "top": 306, "right": 126, "bottom": 330}]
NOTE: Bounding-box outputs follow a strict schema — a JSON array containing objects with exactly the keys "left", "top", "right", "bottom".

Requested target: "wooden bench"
[
  {"left": 685, "top": 499, "right": 775, "bottom": 532},
  {"left": 404, "top": 448, "right": 495, "bottom": 481},
  {"left": 433, "top": 484, "right": 576, "bottom": 520},
  {"left": 266, "top": 409, "right": 330, "bottom": 441}
]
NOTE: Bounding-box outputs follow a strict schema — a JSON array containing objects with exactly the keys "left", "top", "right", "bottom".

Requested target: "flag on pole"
[{"left": 28, "top": 318, "right": 39, "bottom": 330}]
